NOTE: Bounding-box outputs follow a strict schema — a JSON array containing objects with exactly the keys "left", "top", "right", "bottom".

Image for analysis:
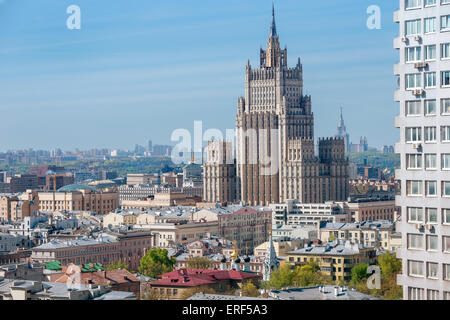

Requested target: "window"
[
  {"left": 406, "top": 0, "right": 422, "bottom": 8},
  {"left": 427, "top": 208, "right": 438, "bottom": 223},
  {"left": 444, "top": 236, "right": 450, "bottom": 253},
  {"left": 408, "top": 233, "right": 424, "bottom": 249},
  {"left": 443, "top": 154, "right": 450, "bottom": 169},
  {"left": 441, "top": 126, "right": 450, "bottom": 141},
  {"left": 443, "top": 43, "right": 450, "bottom": 59},
  {"left": 445, "top": 264, "right": 450, "bottom": 281},
  {"left": 426, "top": 181, "right": 437, "bottom": 196},
  {"left": 406, "top": 19, "right": 422, "bottom": 35},
  {"left": 443, "top": 181, "right": 450, "bottom": 196},
  {"left": 425, "top": 72, "right": 436, "bottom": 88},
  {"left": 425, "top": 100, "right": 436, "bottom": 115},
  {"left": 443, "top": 209, "right": 450, "bottom": 224},
  {"left": 406, "top": 127, "right": 422, "bottom": 142},
  {"left": 425, "top": 45, "right": 436, "bottom": 60},
  {"left": 427, "top": 235, "right": 438, "bottom": 251},
  {"left": 427, "top": 262, "right": 438, "bottom": 279},
  {"left": 442, "top": 71, "right": 450, "bottom": 86},
  {"left": 408, "top": 181, "right": 423, "bottom": 195},
  {"left": 408, "top": 260, "right": 424, "bottom": 277},
  {"left": 424, "top": 17, "right": 436, "bottom": 33},
  {"left": 406, "top": 100, "right": 421, "bottom": 115},
  {"left": 407, "top": 154, "right": 422, "bottom": 169},
  {"left": 442, "top": 15, "right": 450, "bottom": 32},
  {"left": 442, "top": 99, "right": 450, "bottom": 114},
  {"left": 406, "top": 73, "right": 422, "bottom": 89},
  {"left": 406, "top": 47, "right": 422, "bottom": 62},
  {"left": 408, "top": 207, "right": 424, "bottom": 222},
  {"left": 425, "top": 127, "right": 436, "bottom": 142},
  {"left": 425, "top": 0, "right": 436, "bottom": 5}
]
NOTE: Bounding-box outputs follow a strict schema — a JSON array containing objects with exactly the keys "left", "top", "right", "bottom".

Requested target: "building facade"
[
  {"left": 394, "top": 0, "right": 450, "bottom": 300},
  {"left": 235, "top": 7, "right": 349, "bottom": 206},
  {"left": 203, "top": 140, "right": 236, "bottom": 203}
]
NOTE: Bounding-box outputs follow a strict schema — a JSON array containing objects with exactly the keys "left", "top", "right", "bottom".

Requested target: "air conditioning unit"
[
  {"left": 401, "top": 37, "right": 408, "bottom": 43},
  {"left": 414, "top": 62, "right": 428, "bottom": 69},
  {"left": 413, "top": 88, "right": 425, "bottom": 96},
  {"left": 415, "top": 35, "right": 422, "bottom": 42}
]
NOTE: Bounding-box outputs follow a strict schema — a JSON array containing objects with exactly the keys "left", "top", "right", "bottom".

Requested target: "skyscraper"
[
  {"left": 335, "top": 107, "right": 350, "bottom": 153},
  {"left": 235, "top": 5, "right": 349, "bottom": 206},
  {"left": 394, "top": 1, "right": 450, "bottom": 300}
]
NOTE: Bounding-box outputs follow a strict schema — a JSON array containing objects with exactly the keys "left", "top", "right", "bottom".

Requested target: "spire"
[
  {"left": 190, "top": 150, "right": 194, "bottom": 164},
  {"left": 262, "top": 232, "right": 279, "bottom": 282},
  {"left": 270, "top": 3, "right": 277, "bottom": 37}
]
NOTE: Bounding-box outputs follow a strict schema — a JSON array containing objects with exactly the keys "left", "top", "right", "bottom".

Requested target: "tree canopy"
[{"left": 138, "top": 248, "right": 176, "bottom": 278}]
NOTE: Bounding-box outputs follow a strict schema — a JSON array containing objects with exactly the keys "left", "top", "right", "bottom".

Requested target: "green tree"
[
  {"left": 241, "top": 281, "right": 260, "bottom": 297},
  {"left": 378, "top": 252, "right": 402, "bottom": 276},
  {"left": 350, "top": 263, "right": 369, "bottom": 286},
  {"left": 185, "top": 256, "right": 214, "bottom": 269},
  {"left": 106, "top": 260, "right": 130, "bottom": 272},
  {"left": 138, "top": 248, "right": 176, "bottom": 278},
  {"left": 266, "top": 264, "right": 297, "bottom": 290}
]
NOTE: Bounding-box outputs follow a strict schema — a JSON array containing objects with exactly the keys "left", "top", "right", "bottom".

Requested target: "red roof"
[
  {"left": 54, "top": 264, "right": 140, "bottom": 285},
  {"left": 151, "top": 268, "right": 260, "bottom": 287}
]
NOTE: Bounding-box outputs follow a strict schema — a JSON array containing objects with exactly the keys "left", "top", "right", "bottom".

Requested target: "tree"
[
  {"left": 241, "top": 281, "right": 260, "bottom": 297},
  {"left": 138, "top": 248, "right": 176, "bottom": 278},
  {"left": 378, "top": 252, "right": 402, "bottom": 276},
  {"left": 185, "top": 256, "right": 214, "bottom": 269},
  {"left": 350, "top": 263, "right": 369, "bottom": 286},
  {"left": 106, "top": 260, "right": 130, "bottom": 272},
  {"left": 266, "top": 264, "right": 297, "bottom": 290}
]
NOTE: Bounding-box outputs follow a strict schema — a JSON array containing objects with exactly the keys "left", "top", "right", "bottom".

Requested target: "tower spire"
[{"left": 270, "top": 3, "right": 277, "bottom": 37}]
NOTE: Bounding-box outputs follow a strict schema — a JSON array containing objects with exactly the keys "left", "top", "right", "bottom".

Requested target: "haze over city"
[{"left": 0, "top": 0, "right": 398, "bottom": 152}]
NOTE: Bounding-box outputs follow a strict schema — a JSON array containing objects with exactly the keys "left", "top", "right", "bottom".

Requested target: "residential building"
[
  {"left": 286, "top": 240, "right": 377, "bottom": 282},
  {"left": 147, "top": 268, "right": 260, "bottom": 300},
  {"left": 203, "top": 140, "right": 236, "bottom": 203},
  {"left": 394, "top": 0, "right": 450, "bottom": 300},
  {"left": 8, "top": 175, "right": 38, "bottom": 193}
]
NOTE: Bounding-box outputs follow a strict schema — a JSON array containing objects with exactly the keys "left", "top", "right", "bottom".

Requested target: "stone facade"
[{"left": 235, "top": 8, "right": 349, "bottom": 206}]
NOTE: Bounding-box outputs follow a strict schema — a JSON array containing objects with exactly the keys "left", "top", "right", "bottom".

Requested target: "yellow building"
[
  {"left": 102, "top": 211, "right": 138, "bottom": 228},
  {"left": 286, "top": 240, "right": 376, "bottom": 282}
]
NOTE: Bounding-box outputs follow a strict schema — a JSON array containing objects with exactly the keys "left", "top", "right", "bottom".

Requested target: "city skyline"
[{"left": 0, "top": 0, "right": 398, "bottom": 152}]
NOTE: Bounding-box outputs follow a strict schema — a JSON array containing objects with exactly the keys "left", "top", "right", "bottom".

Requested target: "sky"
[{"left": 0, "top": 0, "right": 399, "bottom": 152}]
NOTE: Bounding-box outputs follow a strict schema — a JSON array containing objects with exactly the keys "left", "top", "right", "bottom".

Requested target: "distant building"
[
  {"left": 203, "top": 140, "right": 236, "bottom": 204},
  {"left": 334, "top": 108, "right": 351, "bottom": 153},
  {"left": 8, "top": 175, "right": 38, "bottom": 193},
  {"left": 34, "top": 184, "right": 118, "bottom": 215},
  {"left": 0, "top": 192, "right": 39, "bottom": 222}
]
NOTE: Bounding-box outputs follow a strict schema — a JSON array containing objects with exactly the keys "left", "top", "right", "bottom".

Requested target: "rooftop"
[{"left": 270, "top": 285, "right": 380, "bottom": 300}]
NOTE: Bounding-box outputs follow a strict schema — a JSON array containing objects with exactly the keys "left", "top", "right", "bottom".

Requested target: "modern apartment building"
[{"left": 394, "top": 0, "right": 450, "bottom": 300}]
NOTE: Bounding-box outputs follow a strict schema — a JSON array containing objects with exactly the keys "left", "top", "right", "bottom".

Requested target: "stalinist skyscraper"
[{"left": 235, "top": 6, "right": 349, "bottom": 206}]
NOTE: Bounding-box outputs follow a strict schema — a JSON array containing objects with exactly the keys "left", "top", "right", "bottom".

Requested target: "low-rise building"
[
  {"left": 286, "top": 240, "right": 377, "bottom": 282},
  {"left": 147, "top": 268, "right": 260, "bottom": 300},
  {"left": 318, "top": 220, "right": 396, "bottom": 250},
  {"left": 0, "top": 278, "right": 136, "bottom": 300},
  {"left": 269, "top": 285, "right": 379, "bottom": 300}
]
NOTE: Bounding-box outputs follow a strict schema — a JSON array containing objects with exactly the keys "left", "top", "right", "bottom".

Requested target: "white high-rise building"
[{"left": 394, "top": 0, "right": 450, "bottom": 300}]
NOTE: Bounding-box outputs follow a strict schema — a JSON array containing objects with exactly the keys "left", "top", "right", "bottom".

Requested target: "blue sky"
[{"left": 0, "top": 0, "right": 399, "bottom": 152}]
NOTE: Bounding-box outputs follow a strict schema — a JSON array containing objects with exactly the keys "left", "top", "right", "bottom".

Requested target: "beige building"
[
  {"left": 286, "top": 240, "right": 377, "bottom": 282},
  {"left": 102, "top": 211, "right": 138, "bottom": 228},
  {"left": 31, "top": 231, "right": 153, "bottom": 271},
  {"left": 35, "top": 184, "right": 118, "bottom": 215},
  {"left": 121, "top": 191, "right": 189, "bottom": 210},
  {"left": 339, "top": 198, "right": 396, "bottom": 222},
  {"left": 136, "top": 221, "right": 219, "bottom": 249},
  {"left": 319, "top": 221, "right": 396, "bottom": 251},
  {"left": 203, "top": 140, "right": 236, "bottom": 204},
  {"left": 235, "top": 9, "right": 349, "bottom": 206},
  {"left": 0, "top": 192, "right": 39, "bottom": 222}
]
